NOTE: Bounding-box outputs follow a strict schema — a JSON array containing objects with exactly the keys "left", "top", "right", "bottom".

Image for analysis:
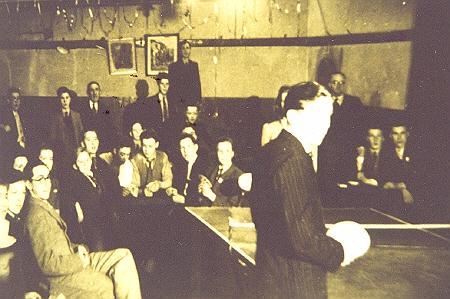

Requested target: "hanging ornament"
[
  {"left": 80, "top": 8, "right": 95, "bottom": 35},
  {"left": 122, "top": 7, "right": 139, "bottom": 28},
  {"left": 99, "top": 6, "right": 117, "bottom": 37}
]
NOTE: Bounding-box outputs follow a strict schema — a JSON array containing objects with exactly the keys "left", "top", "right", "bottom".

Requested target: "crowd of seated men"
[{"left": 0, "top": 70, "right": 419, "bottom": 297}]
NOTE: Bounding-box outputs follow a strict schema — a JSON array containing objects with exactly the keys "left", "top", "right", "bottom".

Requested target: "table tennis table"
[{"left": 186, "top": 207, "right": 450, "bottom": 299}]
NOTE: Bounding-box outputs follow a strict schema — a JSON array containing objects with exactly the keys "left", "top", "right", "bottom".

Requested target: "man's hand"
[
  {"left": 166, "top": 187, "right": 178, "bottom": 197},
  {"left": 383, "top": 182, "right": 395, "bottom": 189},
  {"left": 362, "top": 178, "right": 378, "bottom": 187},
  {"left": 74, "top": 202, "right": 84, "bottom": 223},
  {"left": 201, "top": 185, "right": 216, "bottom": 202},
  {"left": 24, "top": 291, "right": 42, "bottom": 299},
  {"left": 77, "top": 245, "right": 90, "bottom": 268},
  {"left": 122, "top": 187, "right": 131, "bottom": 197},
  {"left": 1, "top": 124, "right": 11, "bottom": 132},
  {"left": 401, "top": 188, "right": 414, "bottom": 204},
  {"left": 147, "top": 181, "right": 161, "bottom": 193},
  {"left": 172, "top": 194, "right": 185, "bottom": 204}
]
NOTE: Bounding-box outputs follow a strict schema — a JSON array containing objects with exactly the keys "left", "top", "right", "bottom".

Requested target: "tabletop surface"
[{"left": 186, "top": 207, "right": 450, "bottom": 299}]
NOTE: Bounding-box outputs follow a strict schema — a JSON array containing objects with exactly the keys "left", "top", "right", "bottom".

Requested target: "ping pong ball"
[{"left": 326, "top": 221, "right": 371, "bottom": 263}]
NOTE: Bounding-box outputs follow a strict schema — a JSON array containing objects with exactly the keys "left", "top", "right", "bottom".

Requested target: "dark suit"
[
  {"left": 360, "top": 149, "right": 384, "bottom": 182},
  {"left": 147, "top": 93, "right": 180, "bottom": 151},
  {"left": 204, "top": 164, "right": 244, "bottom": 207},
  {"left": 251, "top": 130, "right": 344, "bottom": 299},
  {"left": 65, "top": 169, "right": 112, "bottom": 251},
  {"left": 0, "top": 108, "right": 27, "bottom": 170},
  {"left": 78, "top": 100, "right": 117, "bottom": 153},
  {"left": 379, "top": 145, "right": 416, "bottom": 190},
  {"left": 318, "top": 94, "right": 364, "bottom": 194},
  {"left": 122, "top": 98, "right": 152, "bottom": 135},
  {"left": 172, "top": 155, "right": 210, "bottom": 206},
  {"left": 168, "top": 59, "right": 202, "bottom": 105},
  {"left": 49, "top": 110, "right": 84, "bottom": 167}
]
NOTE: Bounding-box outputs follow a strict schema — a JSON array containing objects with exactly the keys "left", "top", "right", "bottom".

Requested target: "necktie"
[
  {"left": 162, "top": 96, "right": 169, "bottom": 122},
  {"left": 92, "top": 157, "right": 98, "bottom": 171},
  {"left": 372, "top": 151, "right": 379, "bottom": 173},
  {"left": 91, "top": 102, "right": 98, "bottom": 114},
  {"left": 333, "top": 98, "right": 340, "bottom": 112},
  {"left": 13, "top": 112, "right": 25, "bottom": 148},
  {"left": 214, "top": 166, "right": 223, "bottom": 183}
]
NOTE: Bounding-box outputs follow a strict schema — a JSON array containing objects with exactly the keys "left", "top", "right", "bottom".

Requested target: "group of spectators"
[
  {"left": 0, "top": 56, "right": 418, "bottom": 297},
  {"left": 0, "top": 40, "right": 247, "bottom": 298}
]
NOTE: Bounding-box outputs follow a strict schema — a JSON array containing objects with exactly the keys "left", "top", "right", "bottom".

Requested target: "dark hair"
[
  {"left": 24, "top": 161, "right": 47, "bottom": 181},
  {"left": 284, "top": 82, "right": 321, "bottom": 113},
  {"left": 86, "top": 81, "right": 101, "bottom": 93},
  {"left": 179, "top": 133, "right": 198, "bottom": 145},
  {"left": 56, "top": 86, "right": 71, "bottom": 98},
  {"left": 39, "top": 143, "right": 54, "bottom": 153},
  {"left": 275, "top": 85, "right": 290, "bottom": 114},
  {"left": 180, "top": 40, "right": 191, "bottom": 48},
  {"left": 328, "top": 71, "right": 346, "bottom": 82},
  {"left": 217, "top": 136, "right": 234, "bottom": 148},
  {"left": 140, "top": 128, "right": 159, "bottom": 143},
  {"left": 156, "top": 72, "right": 169, "bottom": 82},
  {"left": 83, "top": 128, "right": 98, "bottom": 139},
  {"left": 8, "top": 87, "right": 21, "bottom": 95},
  {"left": 185, "top": 104, "right": 199, "bottom": 111},
  {"left": 117, "top": 136, "right": 133, "bottom": 149},
  {"left": 4, "top": 169, "right": 27, "bottom": 184}
]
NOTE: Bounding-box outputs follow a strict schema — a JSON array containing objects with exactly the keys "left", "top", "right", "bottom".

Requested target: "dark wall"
[{"left": 407, "top": 1, "right": 450, "bottom": 210}]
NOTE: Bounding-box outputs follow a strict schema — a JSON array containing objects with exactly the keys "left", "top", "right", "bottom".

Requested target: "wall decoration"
[
  {"left": 107, "top": 38, "right": 137, "bottom": 75},
  {"left": 145, "top": 34, "right": 178, "bottom": 76}
]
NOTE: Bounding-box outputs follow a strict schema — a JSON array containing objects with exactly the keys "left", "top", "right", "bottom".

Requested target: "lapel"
[{"left": 32, "top": 196, "right": 67, "bottom": 230}]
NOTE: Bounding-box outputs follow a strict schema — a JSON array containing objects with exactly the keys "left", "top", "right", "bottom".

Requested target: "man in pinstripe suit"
[{"left": 251, "top": 82, "right": 356, "bottom": 298}]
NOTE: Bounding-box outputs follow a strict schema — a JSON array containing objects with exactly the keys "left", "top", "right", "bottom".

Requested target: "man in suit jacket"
[
  {"left": 78, "top": 81, "right": 117, "bottom": 153},
  {"left": 356, "top": 127, "right": 385, "bottom": 186},
  {"left": 168, "top": 40, "right": 202, "bottom": 106},
  {"left": 147, "top": 72, "right": 180, "bottom": 151},
  {"left": 318, "top": 72, "right": 364, "bottom": 198},
  {"left": 24, "top": 163, "right": 142, "bottom": 298},
  {"left": 379, "top": 125, "right": 416, "bottom": 204},
  {"left": 0, "top": 87, "right": 28, "bottom": 172},
  {"left": 199, "top": 137, "right": 244, "bottom": 207},
  {"left": 251, "top": 82, "right": 360, "bottom": 299},
  {"left": 168, "top": 134, "right": 210, "bottom": 206},
  {"left": 49, "top": 86, "right": 84, "bottom": 168}
]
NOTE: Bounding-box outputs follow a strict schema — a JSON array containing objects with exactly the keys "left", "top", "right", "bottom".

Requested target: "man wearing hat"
[{"left": 25, "top": 163, "right": 142, "bottom": 298}]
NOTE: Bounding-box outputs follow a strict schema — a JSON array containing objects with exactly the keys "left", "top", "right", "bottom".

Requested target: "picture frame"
[
  {"left": 145, "top": 34, "right": 179, "bottom": 76},
  {"left": 107, "top": 38, "right": 137, "bottom": 75}
]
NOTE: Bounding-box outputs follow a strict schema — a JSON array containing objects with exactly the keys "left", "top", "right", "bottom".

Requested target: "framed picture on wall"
[
  {"left": 107, "top": 38, "right": 137, "bottom": 75},
  {"left": 145, "top": 34, "right": 178, "bottom": 76}
]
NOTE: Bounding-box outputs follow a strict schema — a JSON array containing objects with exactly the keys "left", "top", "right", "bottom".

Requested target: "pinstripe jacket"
[{"left": 251, "top": 130, "right": 344, "bottom": 299}]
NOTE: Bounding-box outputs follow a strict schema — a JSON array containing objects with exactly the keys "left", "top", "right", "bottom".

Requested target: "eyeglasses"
[
  {"left": 331, "top": 80, "right": 345, "bottom": 85},
  {"left": 32, "top": 176, "right": 50, "bottom": 182}
]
